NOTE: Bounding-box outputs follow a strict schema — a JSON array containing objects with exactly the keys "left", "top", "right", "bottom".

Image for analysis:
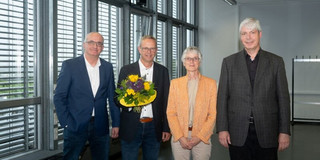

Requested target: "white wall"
[
  {"left": 198, "top": 0, "right": 238, "bottom": 81},
  {"left": 239, "top": 1, "right": 320, "bottom": 92},
  {"left": 199, "top": 0, "right": 320, "bottom": 120}
]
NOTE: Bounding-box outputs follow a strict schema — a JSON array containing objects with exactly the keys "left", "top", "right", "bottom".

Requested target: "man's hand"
[
  {"left": 218, "top": 131, "right": 231, "bottom": 148},
  {"left": 162, "top": 132, "right": 171, "bottom": 142},
  {"left": 278, "top": 133, "right": 290, "bottom": 151},
  {"left": 111, "top": 127, "right": 119, "bottom": 138}
]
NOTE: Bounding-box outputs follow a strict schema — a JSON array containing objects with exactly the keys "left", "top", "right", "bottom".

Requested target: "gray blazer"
[{"left": 216, "top": 49, "right": 290, "bottom": 148}]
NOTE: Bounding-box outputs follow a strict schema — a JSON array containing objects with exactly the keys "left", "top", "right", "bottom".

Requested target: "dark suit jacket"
[
  {"left": 54, "top": 55, "right": 120, "bottom": 136},
  {"left": 117, "top": 61, "right": 170, "bottom": 142},
  {"left": 216, "top": 49, "right": 290, "bottom": 148}
]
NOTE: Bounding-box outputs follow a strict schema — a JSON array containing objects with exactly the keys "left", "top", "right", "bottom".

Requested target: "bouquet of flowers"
[{"left": 115, "top": 74, "right": 157, "bottom": 113}]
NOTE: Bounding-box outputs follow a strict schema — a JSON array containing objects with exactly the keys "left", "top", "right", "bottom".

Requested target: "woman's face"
[{"left": 183, "top": 52, "right": 200, "bottom": 72}]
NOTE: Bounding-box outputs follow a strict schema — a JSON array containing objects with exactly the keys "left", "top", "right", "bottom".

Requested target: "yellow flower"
[
  {"left": 128, "top": 75, "right": 139, "bottom": 82},
  {"left": 144, "top": 82, "right": 150, "bottom": 91},
  {"left": 126, "top": 89, "right": 136, "bottom": 95}
]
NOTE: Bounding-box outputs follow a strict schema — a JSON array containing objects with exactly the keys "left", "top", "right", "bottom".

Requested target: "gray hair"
[
  {"left": 139, "top": 35, "right": 157, "bottom": 47},
  {"left": 181, "top": 46, "right": 202, "bottom": 63},
  {"left": 83, "top": 32, "right": 104, "bottom": 43},
  {"left": 239, "top": 18, "right": 262, "bottom": 34}
]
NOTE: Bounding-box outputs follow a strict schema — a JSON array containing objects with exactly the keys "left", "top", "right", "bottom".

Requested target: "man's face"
[
  {"left": 240, "top": 26, "right": 262, "bottom": 51},
  {"left": 138, "top": 39, "right": 157, "bottom": 64},
  {"left": 83, "top": 33, "right": 104, "bottom": 57}
]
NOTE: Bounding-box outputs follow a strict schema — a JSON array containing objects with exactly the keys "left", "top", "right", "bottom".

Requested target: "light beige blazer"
[{"left": 167, "top": 74, "right": 217, "bottom": 144}]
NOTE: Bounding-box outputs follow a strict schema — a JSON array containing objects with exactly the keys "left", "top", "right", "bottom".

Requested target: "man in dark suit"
[
  {"left": 54, "top": 32, "right": 120, "bottom": 160},
  {"left": 216, "top": 18, "right": 290, "bottom": 160},
  {"left": 117, "top": 35, "right": 171, "bottom": 160}
]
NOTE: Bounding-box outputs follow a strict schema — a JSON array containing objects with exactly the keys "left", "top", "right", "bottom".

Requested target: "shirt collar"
[
  {"left": 84, "top": 54, "right": 101, "bottom": 68},
  {"left": 244, "top": 48, "right": 261, "bottom": 61},
  {"left": 138, "top": 59, "right": 154, "bottom": 70}
]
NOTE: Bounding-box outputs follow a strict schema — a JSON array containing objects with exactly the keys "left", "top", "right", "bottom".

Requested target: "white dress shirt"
[
  {"left": 138, "top": 59, "right": 154, "bottom": 118},
  {"left": 84, "top": 55, "right": 101, "bottom": 116}
]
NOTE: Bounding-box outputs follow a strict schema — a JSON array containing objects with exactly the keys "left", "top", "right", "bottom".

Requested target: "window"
[
  {"left": 0, "top": 0, "right": 37, "bottom": 158},
  {"left": 186, "top": 29, "right": 194, "bottom": 47},
  {"left": 0, "top": 0, "right": 35, "bottom": 99},
  {"left": 186, "top": 0, "right": 195, "bottom": 24},
  {"left": 171, "top": 26, "right": 179, "bottom": 79},
  {"left": 0, "top": 0, "right": 198, "bottom": 158},
  {"left": 57, "top": 0, "right": 83, "bottom": 74},
  {"left": 56, "top": 0, "right": 83, "bottom": 145},
  {"left": 172, "top": 0, "right": 179, "bottom": 19},
  {"left": 130, "top": 0, "right": 137, "bottom": 4},
  {"left": 156, "top": 21, "right": 166, "bottom": 65},
  {"left": 130, "top": 14, "right": 151, "bottom": 63},
  {"left": 0, "top": 105, "right": 37, "bottom": 158},
  {"left": 157, "top": 0, "right": 166, "bottom": 14},
  {"left": 98, "top": 1, "right": 121, "bottom": 80}
]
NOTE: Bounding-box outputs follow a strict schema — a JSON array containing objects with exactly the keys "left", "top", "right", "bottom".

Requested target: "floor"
[{"left": 45, "top": 123, "right": 320, "bottom": 160}]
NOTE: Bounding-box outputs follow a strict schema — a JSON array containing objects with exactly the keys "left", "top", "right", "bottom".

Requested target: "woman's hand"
[
  {"left": 179, "top": 137, "right": 192, "bottom": 150},
  {"left": 188, "top": 136, "right": 201, "bottom": 147}
]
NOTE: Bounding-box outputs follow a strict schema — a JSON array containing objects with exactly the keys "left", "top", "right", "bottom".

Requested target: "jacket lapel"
[
  {"left": 179, "top": 76, "right": 190, "bottom": 119},
  {"left": 96, "top": 59, "right": 105, "bottom": 98},
  {"left": 152, "top": 63, "right": 158, "bottom": 85},
  {"left": 134, "top": 62, "right": 141, "bottom": 77},
  {"left": 78, "top": 55, "right": 94, "bottom": 98},
  {"left": 193, "top": 75, "right": 203, "bottom": 123}
]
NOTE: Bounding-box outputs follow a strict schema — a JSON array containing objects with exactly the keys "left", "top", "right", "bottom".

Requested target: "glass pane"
[
  {"left": 130, "top": 14, "right": 149, "bottom": 63},
  {"left": 172, "top": 0, "right": 178, "bottom": 19},
  {"left": 156, "top": 21, "right": 166, "bottom": 65},
  {"left": 172, "top": 26, "right": 179, "bottom": 79},
  {"left": 0, "top": 0, "right": 35, "bottom": 100},
  {"left": 0, "top": 105, "right": 37, "bottom": 158},
  {"left": 76, "top": 0, "right": 83, "bottom": 57},
  {"left": 157, "top": 0, "right": 166, "bottom": 14},
  {"left": 186, "top": 0, "right": 195, "bottom": 24},
  {"left": 57, "top": 0, "right": 83, "bottom": 74},
  {"left": 56, "top": 0, "right": 82, "bottom": 145},
  {"left": 98, "top": 1, "right": 121, "bottom": 81},
  {"left": 186, "top": 29, "right": 194, "bottom": 47}
]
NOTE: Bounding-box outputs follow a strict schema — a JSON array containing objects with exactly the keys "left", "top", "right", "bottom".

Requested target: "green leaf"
[
  {"left": 134, "top": 99, "right": 139, "bottom": 106},
  {"left": 133, "top": 106, "right": 141, "bottom": 113}
]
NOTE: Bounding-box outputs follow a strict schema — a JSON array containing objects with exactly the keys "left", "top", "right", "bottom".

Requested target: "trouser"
[
  {"left": 171, "top": 131, "right": 212, "bottom": 160},
  {"left": 121, "top": 120, "right": 160, "bottom": 160},
  {"left": 63, "top": 118, "right": 110, "bottom": 160},
  {"left": 229, "top": 123, "right": 278, "bottom": 160}
]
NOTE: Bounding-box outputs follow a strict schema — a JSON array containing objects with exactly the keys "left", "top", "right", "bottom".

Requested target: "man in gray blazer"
[{"left": 216, "top": 18, "right": 290, "bottom": 160}]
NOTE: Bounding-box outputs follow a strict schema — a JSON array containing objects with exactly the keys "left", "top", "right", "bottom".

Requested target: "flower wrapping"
[{"left": 115, "top": 75, "right": 157, "bottom": 112}]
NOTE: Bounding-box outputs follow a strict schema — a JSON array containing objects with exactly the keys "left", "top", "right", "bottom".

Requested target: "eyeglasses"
[
  {"left": 86, "top": 41, "right": 104, "bottom": 47},
  {"left": 140, "top": 47, "right": 157, "bottom": 52},
  {"left": 184, "top": 57, "right": 200, "bottom": 62}
]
